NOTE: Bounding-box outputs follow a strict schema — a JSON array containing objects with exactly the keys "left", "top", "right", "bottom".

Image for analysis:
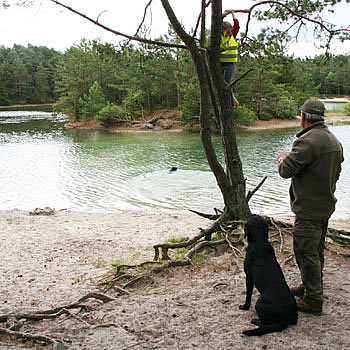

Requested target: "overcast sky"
[{"left": 1, "top": 0, "right": 349, "bottom": 57}]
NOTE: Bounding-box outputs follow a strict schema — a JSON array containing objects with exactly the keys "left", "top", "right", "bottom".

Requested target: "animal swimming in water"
[{"left": 168, "top": 167, "right": 178, "bottom": 173}]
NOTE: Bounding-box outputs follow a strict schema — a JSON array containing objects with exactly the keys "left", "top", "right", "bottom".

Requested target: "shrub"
[
  {"left": 79, "top": 81, "right": 105, "bottom": 119},
  {"left": 273, "top": 93, "right": 298, "bottom": 119},
  {"left": 233, "top": 105, "right": 258, "bottom": 126},
  {"left": 122, "top": 88, "right": 145, "bottom": 111},
  {"left": 95, "top": 103, "right": 126, "bottom": 123},
  {"left": 263, "top": 84, "right": 298, "bottom": 120},
  {"left": 343, "top": 101, "right": 350, "bottom": 116},
  {"left": 181, "top": 82, "right": 200, "bottom": 122},
  {"left": 53, "top": 95, "right": 77, "bottom": 120}
]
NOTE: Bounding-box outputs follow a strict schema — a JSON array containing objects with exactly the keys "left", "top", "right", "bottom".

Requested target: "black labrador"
[{"left": 239, "top": 214, "right": 298, "bottom": 336}]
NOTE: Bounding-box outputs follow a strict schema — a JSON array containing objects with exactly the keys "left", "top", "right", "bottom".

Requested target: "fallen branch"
[
  {"left": 282, "top": 254, "right": 295, "bottom": 268},
  {"left": 131, "top": 116, "right": 163, "bottom": 125},
  {"left": 246, "top": 176, "right": 268, "bottom": 202},
  {"left": 120, "top": 341, "right": 149, "bottom": 350},
  {"left": 188, "top": 209, "right": 220, "bottom": 220}
]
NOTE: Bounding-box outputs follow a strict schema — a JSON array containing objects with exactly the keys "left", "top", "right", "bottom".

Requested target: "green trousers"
[{"left": 293, "top": 217, "right": 329, "bottom": 309}]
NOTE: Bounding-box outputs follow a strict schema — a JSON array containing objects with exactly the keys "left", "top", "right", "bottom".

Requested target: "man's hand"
[{"left": 277, "top": 151, "right": 288, "bottom": 163}]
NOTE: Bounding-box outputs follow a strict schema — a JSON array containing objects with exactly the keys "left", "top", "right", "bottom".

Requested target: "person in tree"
[
  {"left": 277, "top": 99, "right": 344, "bottom": 316},
  {"left": 221, "top": 9, "right": 239, "bottom": 108}
]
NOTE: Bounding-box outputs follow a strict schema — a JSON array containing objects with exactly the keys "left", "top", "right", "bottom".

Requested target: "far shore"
[
  {"left": 0, "top": 103, "right": 54, "bottom": 109},
  {"left": 242, "top": 113, "right": 349, "bottom": 131},
  {"left": 64, "top": 112, "right": 349, "bottom": 133}
]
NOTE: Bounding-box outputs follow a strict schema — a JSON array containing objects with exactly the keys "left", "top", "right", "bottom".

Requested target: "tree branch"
[
  {"left": 239, "top": 0, "right": 350, "bottom": 52},
  {"left": 49, "top": 0, "right": 187, "bottom": 50},
  {"left": 246, "top": 175, "right": 267, "bottom": 202}
]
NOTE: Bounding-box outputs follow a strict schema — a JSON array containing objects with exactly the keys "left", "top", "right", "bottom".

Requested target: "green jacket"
[{"left": 278, "top": 121, "right": 344, "bottom": 220}]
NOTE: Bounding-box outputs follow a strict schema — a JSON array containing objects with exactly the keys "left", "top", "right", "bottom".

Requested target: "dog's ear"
[
  {"left": 244, "top": 222, "right": 249, "bottom": 238},
  {"left": 244, "top": 217, "right": 252, "bottom": 239}
]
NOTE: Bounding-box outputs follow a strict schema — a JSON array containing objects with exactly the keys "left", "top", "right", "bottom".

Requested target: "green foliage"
[
  {"left": 95, "top": 103, "right": 126, "bottom": 123},
  {"left": 53, "top": 95, "right": 76, "bottom": 120},
  {"left": 52, "top": 38, "right": 190, "bottom": 120},
  {"left": 1, "top": 35, "right": 350, "bottom": 124},
  {"left": 266, "top": 84, "right": 299, "bottom": 119},
  {"left": 343, "top": 101, "right": 350, "bottom": 116},
  {"left": 79, "top": 81, "right": 105, "bottom": 119},
  {"left": 181, "top": 81, "right": 200, "bottom": 122},
  {"left": 122, "top": 88, "right": 146, "bottom": 110},
  {"left": 233, "top": 105, "right": 258, "bottom": 126},
  {"left": 0, "top": 45, "right": 60, "bottom": 105}
]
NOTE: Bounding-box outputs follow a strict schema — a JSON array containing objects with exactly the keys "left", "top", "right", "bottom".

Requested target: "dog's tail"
[{"left": 242, "top": 323, "right": 287, "bottom": 337}]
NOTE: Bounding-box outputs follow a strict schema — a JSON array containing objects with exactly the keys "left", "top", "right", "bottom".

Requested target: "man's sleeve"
[{"left": 278, "top": 138, "right": 313, "bottom": 178}]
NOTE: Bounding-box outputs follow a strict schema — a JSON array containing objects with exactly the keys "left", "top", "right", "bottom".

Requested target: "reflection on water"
[{"left": 0, "top": 111, "right": 349, "bottom": 219}]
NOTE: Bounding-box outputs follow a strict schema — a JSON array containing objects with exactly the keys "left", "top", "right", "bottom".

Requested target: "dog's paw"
[
  {"left": 242, "top": 329, "right": 256, "bottom": 336},
  {"left": 239, "top": 304, "right": 250, "bottom": 310},
  {"left": 251, "top": 318, "right": 261, "bottom": 326}
]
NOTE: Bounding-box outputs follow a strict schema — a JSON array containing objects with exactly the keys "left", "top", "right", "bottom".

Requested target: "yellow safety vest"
[{"left": 220, "top": 35, "right": 238, "bottom": 63}]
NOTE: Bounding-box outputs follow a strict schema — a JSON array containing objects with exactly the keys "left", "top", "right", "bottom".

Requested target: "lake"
[{"left": 0, "top": 111, "right": 349, "bottom": 219}]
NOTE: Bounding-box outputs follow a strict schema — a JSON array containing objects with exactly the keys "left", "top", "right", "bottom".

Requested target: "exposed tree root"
[
  {"left": 325, "top": 244, "right": 350, "bottom": 258},
  {"left": 265, "top": 216, "right": 350, "bottom": 248},
  {"left": 0, "top": 327, "right": 64, "bottom": 349},
  {"left": 0, "top": 292, "right": 117, "bottom": 349}
]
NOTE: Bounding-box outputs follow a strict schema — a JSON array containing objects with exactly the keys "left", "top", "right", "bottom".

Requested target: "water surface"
[{"left": 0, "top": 111, "right": 349, "bottom": 219}]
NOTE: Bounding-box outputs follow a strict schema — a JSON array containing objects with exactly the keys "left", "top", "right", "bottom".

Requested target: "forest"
[{"left": 1, "top": 36, "right": 350, "bottom": 125}]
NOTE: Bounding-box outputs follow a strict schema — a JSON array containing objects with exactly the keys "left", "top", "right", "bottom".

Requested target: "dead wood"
[
  {"left": 246, "top": 176, "right": 268, "bottom": 202},
  {"left": 154, "top": 210, "right": 236, "bottom": 260},
  {"left": 110, "top": 115, "right": 164, "bottom": 125},
  {"left": 120, "top": 341, "right": 149, "bottom": 350},
  {"left": 131, "top": 116, "right": 163, "bottom": 125},
  {"left": 99, "top": 220, "right": 244, "bottom": 292},
  {"left": 282, "top": 254, "right": 295, "bottom": 268},
  {"left": 188, "top": 209, "right": 220, "bottom": 220}
]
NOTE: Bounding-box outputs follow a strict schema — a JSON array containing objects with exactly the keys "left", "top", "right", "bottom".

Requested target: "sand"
[{"left": 0, "top": 209, "right": 349, "bottom": 350}]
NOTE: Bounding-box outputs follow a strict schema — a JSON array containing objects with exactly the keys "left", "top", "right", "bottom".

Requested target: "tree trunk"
[{"left": 161, "top": 0, "right": 250, "bottom": 221}]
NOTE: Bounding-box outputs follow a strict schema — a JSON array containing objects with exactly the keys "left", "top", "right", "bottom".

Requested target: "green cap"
[{"left": 301, "top": 99, "right": 325, "bottom": 116}]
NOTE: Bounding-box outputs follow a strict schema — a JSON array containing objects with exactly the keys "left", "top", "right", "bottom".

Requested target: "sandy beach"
[{"left": 0, "top": 209, "right": 349, "bottom": 350}]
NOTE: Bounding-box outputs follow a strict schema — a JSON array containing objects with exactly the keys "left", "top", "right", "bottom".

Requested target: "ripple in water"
[{"left": 0, "top": 112, "right": 349, "bottom": 219}]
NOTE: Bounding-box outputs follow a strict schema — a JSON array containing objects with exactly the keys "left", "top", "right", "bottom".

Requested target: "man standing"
[{"left": 277, "top": 99, "right": 344, "bottom": 316}]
